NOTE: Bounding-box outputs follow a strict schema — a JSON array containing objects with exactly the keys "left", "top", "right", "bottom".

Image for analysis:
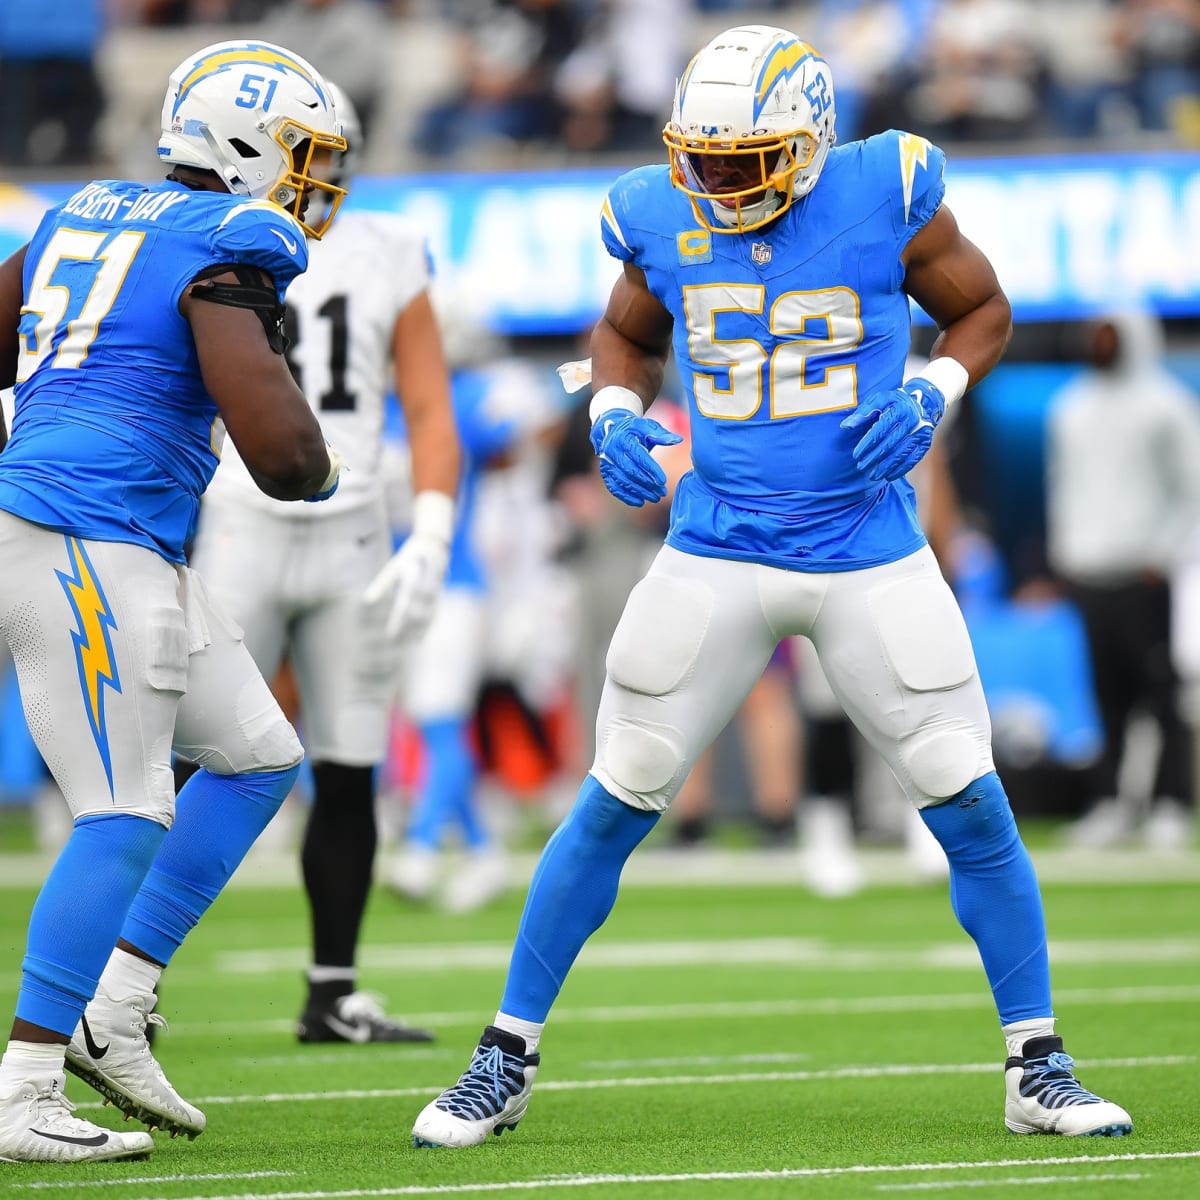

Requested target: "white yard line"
[
  {"left": 877, "top": 1174, "right": 1151, "bottom": 1191},
  {"left": 76, "top": 1055, "right": 1192, "bottom": 1110},
  {"left": 3, "top": 846, "right": 1200, "bottom": 890},
  {"left": 10, "top": 1173, "right": 295, "bottom": 1191},
  {"left": 214, "top": 935, "right": 1200, "bottom": 976},
  {"left": 128, "top": 1153, "right": 1200, "bottom": 1200},
  {"left": 159, "top": 982, "right": 1200, "bottom": 1037}
]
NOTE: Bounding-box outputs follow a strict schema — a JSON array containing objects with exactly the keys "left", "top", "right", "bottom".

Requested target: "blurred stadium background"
[{"left": 3, "top": 0, "right": 1200, "bottom": 878}]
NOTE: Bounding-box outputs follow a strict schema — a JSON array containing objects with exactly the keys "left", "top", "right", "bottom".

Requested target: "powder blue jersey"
[
  {"left": 600, "top": 129, "right": 946, "bottom": 571},
  {"left": 0, "top": 178, "right": 308, "bottom": 563}
]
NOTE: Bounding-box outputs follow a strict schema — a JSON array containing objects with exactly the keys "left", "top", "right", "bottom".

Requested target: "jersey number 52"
[{"left": 683, "top": 284, "right": 862, "bottom": 420}]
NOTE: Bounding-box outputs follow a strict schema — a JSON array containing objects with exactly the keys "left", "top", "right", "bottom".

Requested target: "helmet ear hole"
[{"left": 228, "top": 138, "right": 261, "bottom": 159}]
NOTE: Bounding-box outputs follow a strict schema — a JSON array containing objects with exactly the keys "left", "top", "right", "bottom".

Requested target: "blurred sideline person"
[
  {"left": 0, "top": 41, "right": 346, "bottom": 1162},
  {"left": 411, "top": 25, "right": 1132, "bottom": 1148},
  {"left": 188, "top": 85, "right": 459, "bottom": 1043},
  {"left": 1046, "top": 310, "right": 1200, "bottom": 849},
  {"left": 387, "top": 351, "right": 569, "bottom": 913}
]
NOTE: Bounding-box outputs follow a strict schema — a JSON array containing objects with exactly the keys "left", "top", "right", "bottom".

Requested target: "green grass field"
[{"left": 1, "top": 849, "right": 1198, "bottom": 1199}]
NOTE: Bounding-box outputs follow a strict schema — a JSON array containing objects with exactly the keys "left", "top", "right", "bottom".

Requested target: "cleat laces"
[
  {"left": 437, "top": 1044, "right": 524, "bottom": 1121},
  {"left": 1020, "top": 1050, "right": 1102, "bottom": 1110}
]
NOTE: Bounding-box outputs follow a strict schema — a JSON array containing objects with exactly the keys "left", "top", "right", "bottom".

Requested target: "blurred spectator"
[
  {"left": 1045, "top": 309, "right": 1200, "bottom": 849},
  {"left": 907, "top": 0, "right": 1050, "bottom": 142},
  {"left": 1112, "top": 0, "right": 1200, "bottom": 136},
  {"left": 117, "top": 0, "right": 278, "bottom": 23},
  {"left": 0, "top": 0, "right": 107, "bottom": 166},
  {"left": 814, "top": 0, "right": 937, "bottom": 142},
  {"left": 257, "top": 0, "right": 392, "bottom": 141},
  {"left": 386, "top": 343, "right": 577, "bottom": 912},
  {"left": 556, "top": 0, "right": 688, "bottom": 155},
  {"left": 411, "top": 0, "right": 584, "bottom": 162}
]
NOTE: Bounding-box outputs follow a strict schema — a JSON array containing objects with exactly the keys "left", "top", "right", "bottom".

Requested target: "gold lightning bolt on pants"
[{"left": 0, "top": 511, "right": 302, "bottom": 827}]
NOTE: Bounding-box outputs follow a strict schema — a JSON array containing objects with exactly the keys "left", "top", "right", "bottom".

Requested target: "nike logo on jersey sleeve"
[{"left": 271, "top": 229, "right": 299, "bottom": 255}]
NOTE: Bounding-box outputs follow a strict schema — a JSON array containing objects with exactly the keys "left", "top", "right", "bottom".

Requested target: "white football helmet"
[
  {"left": 158, "top": 40, "right": 348, "bottom": 238},
  {"left": 663, "top": 25, "right": 836, "bottom": 235},
  {"left": 325, "top": 82, "right": 362, "bottom": 190}
]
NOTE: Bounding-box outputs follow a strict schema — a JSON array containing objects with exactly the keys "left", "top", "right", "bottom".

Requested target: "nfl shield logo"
[{"left": 751, "top": 241, "right": 772, "bottom": 265}]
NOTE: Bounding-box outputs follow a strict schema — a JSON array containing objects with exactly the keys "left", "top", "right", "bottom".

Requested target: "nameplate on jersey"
[
  {"left": 751, "top": 242, "right": 773, "bottom": 265},
  {"left": 677, "top": 230, "right": 712, "bottom": 266}
]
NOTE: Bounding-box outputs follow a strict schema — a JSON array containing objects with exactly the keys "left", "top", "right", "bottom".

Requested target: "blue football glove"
[
  {"left": 840, "top": 377, "right": 946, "bottom": 482},
  {"left": 589, "top": 407, "right": 683, "bottom": 507}
]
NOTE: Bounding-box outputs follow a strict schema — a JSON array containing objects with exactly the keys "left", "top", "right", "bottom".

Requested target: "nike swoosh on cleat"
[
  {"left": 32, "top": 1129, "right": 110, "bottom": 1147},
  {"left": 323, "top": 1014, "right": 371, "bottom": 1043},
  {"left": 80, "top": 1015, "right": 109, "bottom": 1059}
]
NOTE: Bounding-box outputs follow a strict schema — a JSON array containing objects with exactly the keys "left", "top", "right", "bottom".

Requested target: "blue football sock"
[
  {"left": 120, "top": 764, "right": 299, "bottom": 965},
  {"left": 501, "top": 776, "right": 659, "bottom": 1022},
  {"left": 409, "top": 718, "right": 483, "bottom": 849},
  {"left": 920, "top": 771, "right": 1052, "bottom": 1024},
  {"left": 18, "top": 813, "right": 166, "bottom": 1035}
]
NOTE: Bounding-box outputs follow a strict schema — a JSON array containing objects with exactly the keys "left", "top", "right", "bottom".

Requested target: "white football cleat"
[
  {"left": 413, "top": 1026, "right": 538, "bottom": 1148},
  {"left": 65, "top": 986, "right": 205, "bottom": 1139},
  {"left": 0, "top": 1074, "right": 152, "bottom": 1163},
  {"left": 387, "top": 843, "right": 440, "bottom": 903},
  {"left": 441, "top": 848, "right": 510, "bottom": 914},
  {"left": 1005, "top": 1036, "right": 1133, "bottom": 1136},
  {"left": 801, "top": 799, "right": 865, "bottom": 898}
]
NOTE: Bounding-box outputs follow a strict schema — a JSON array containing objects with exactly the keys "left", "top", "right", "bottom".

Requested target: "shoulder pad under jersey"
[
  {"left": 209, "top": 198, "right": 310, "bottom": 294},
  {"left": 861, "top": 129, "right": 947, "bottom": 245},
  {"left": 600, "top": 166, "right": 673, "bottom": 264}
]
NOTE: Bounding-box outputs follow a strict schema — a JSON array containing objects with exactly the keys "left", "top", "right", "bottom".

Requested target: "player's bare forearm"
[
  {"left": 903, "top": 205, "right": 1013, "bottom": 385},
  {"left": 925, "top": 292, "right": 1012, "bottom": 385},
  {"left": 590, "top": 263, "right": 673, "bottom": 407},
  {"left": 406, "top": 402, "right": 461, "bottom": 497},
  {"left": 392, "top": 292, "right": 461, "bottom": 498},
  {"left": 0, "top": 244, "right": 28, "bottom": 393}
]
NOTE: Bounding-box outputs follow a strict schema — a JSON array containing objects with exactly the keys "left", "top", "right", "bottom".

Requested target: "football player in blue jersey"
[
  {"left": 412, "top": 24, "right": 1132, "bottom": 1148},
  {"left": 0, "top": 41, "right": 348, "bottom": 1163}
]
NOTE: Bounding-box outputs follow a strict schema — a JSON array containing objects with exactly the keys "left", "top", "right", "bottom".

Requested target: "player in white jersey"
[{"left": 190, "top": 86, "right": 460, "bottom": 1043}]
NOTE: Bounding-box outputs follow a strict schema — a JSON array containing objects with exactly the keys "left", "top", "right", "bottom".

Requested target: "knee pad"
[
  {"left": 596, "top": 716, "right": 685, "bottom": 811},
  {"left": 606, "top": 574, "right": 712, "bottom": 696},
  {"left": 901, "top": 722, "right": 986, "bottom": 803}
]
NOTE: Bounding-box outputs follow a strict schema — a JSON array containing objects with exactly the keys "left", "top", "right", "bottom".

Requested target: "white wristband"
[
  {"left": 411, "top": 489, "right": 455, "bottom": 545},
  {"left": 909, "top": 356, "right": 969, "bottom": 407},
  {"left": 588, "top": 384, "right": 644, "bottom": 426},
  {"left": 317, "top": 444, "right": 344, "bottom": 494}
]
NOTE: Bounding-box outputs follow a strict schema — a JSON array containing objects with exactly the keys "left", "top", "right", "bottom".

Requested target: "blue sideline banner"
[{"left": 1, "top": 152, "right": 1198, "bottom": 333}]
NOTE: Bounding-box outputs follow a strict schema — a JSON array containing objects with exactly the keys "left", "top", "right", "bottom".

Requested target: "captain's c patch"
[{"left": 677, "top": 229, "right": 713, "bottom": 266}]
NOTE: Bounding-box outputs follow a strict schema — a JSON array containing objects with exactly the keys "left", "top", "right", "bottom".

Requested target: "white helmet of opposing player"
[
  {"left": 158, "top": 40, "right": 348, "bottom": 238},
  {"left": 325, "top": 82, "right": 362, "bottom": 189},
  {"left": 663, "top": 25, "right": 836, "bottom": 234}
]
